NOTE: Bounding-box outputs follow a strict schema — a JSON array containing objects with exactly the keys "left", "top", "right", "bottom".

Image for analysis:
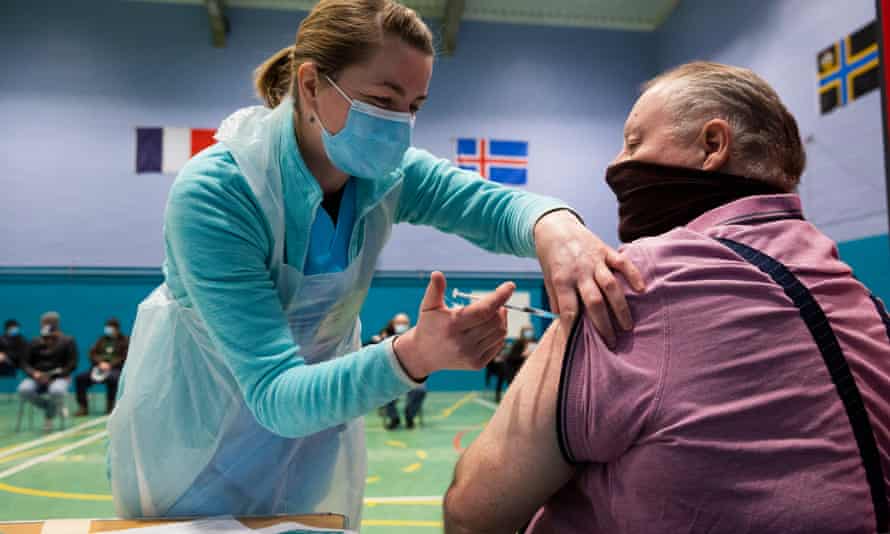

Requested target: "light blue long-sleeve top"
[{"left": 162, "top": 106, "right": 569, "bottom": 440}]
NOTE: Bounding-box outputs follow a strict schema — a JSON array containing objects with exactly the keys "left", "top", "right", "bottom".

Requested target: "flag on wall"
[
  {"left": 818, "top": 20, "right": 880, "bottom": 115},
  {"left": 136, "top": 127, "right": 217, "bottom": 174},
  {"left": 456, "top": 138, "right": 528, "bottom": 185}
]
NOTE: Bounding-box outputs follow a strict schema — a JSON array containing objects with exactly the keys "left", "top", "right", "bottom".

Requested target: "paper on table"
[
  {"left": 101, "top": 517, "right": 248, "bottom": 533},
  {"left": 253, "top": 522, "right": 356, "bottom": 534}
]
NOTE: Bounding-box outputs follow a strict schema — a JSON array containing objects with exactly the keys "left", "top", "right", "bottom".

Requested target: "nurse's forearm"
[{"left": 244, "top": 339, "right": 418, "bottom": 438}]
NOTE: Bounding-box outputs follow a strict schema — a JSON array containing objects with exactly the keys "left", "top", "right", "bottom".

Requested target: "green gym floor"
[{"left": 0, "top": 392, "right": 498, "bottom": 532}]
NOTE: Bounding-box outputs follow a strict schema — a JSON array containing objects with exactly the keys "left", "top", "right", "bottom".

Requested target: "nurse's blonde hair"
[{"left": 254, "top": 0, "right": 435, "bottom": 109}]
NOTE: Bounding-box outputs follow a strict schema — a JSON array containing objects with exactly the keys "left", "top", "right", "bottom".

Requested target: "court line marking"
[
  {"left": 0, "top": 430, "right": 108, "bottom": 480},
  {"left": 0, "top": 417, "right": 108, "bottom": 460},
  {"left": 438, "top": 392, "right": 478, "bottom": 418},
  {"left": 361, "top": 519, "right": 442, "bottom": 527},
  {"left": 401, "top": 462, "right": 422, "bottom": 473},
  {"left": 473, "top": 397, "right": 498, "bottom": 410},
  {"left": 0, "top": 482, "right": 112, "bottom": 501},
  {"left": 364, "top": 496, "right": 442, "bottom": 504},
  {"left": 0, "top": 445, "right": 66, "bottom": 466}
]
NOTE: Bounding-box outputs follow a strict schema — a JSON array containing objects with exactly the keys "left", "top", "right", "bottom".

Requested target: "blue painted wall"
[
  {"left": 656, "top": 0, "right": 890, "bottom": 301},
  {"left": 1, "top": 0, "right": 654, "bottom": 271}
]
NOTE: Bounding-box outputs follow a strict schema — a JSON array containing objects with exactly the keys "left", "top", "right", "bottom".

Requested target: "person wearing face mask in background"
[
  {"left": 74, "top": 318, "right": 128, "bottom": 416},
  {"left": 380, "top": 313, "right": 427, "bottom": 430},
  {"left": 19, "top": 312, "right": 78, "bottom": 431},
  {"left": 494, "top": 325, "right": 537, "bottom": 403},
  {"left": 0, "top": 319, "right": 28, "bottom": 377},
  {"left": 108, "top": 0, "right": 645, "bottom": 523}
]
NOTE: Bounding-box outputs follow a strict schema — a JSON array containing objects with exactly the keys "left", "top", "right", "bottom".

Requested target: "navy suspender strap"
[
  {"left": 870, "top": 294, "right": 890, "bottom": 343},
  {"left": 715, "top": 237, "right": 889, "bottom": 534}
]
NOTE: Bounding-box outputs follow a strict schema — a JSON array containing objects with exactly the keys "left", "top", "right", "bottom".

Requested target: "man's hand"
[{"left": 98, "top": 361, "right": 112, "bottom": 372}]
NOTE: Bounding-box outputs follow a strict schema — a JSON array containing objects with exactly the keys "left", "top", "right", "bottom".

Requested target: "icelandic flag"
[
  {"left": 456, "top": 138, "right": 528, "bottom": 185},
  {"left": 136, "top": 127, "right": 217, "bottom": 174}
]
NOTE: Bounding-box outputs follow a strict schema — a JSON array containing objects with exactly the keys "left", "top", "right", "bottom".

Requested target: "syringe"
[{"left": 451, "top": 289, "right": 559, "bottom": 320}]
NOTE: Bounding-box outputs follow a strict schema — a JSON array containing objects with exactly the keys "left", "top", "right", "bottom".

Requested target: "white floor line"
[
  {"left": 0, "top": 430, "right": 108, "bottom": 480},
  {"left": 0, "top": 416, "right": 108, "bottom": 461},
  {"left": 364, "top": 496, "right": 443, "bottom": 504},
  {"left": 473, "top": 397, "right": 498, "bottom": 410}
]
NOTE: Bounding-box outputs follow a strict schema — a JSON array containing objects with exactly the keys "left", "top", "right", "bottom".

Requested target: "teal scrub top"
[{"left": 301, "top": 178, "right": 356, "bottom": 275}]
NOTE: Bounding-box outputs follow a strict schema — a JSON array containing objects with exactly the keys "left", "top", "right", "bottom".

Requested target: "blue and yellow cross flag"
[{"left": 819, "top": 20, "right": 880, "bottom": 114}]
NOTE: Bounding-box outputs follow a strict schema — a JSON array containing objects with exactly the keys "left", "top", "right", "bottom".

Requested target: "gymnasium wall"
[
  {"left": 1, "top": 0, "right": 655, "bottom": 271},
  {"left": 656, "top": 0, "right": 890, "bottom": 301}
]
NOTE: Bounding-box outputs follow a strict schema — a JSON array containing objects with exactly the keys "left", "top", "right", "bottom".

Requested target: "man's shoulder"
[{"left": 621, "top": 227, "right": 740, "bottom": 275}]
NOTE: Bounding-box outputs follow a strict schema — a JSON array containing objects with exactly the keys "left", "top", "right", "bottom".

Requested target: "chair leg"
[
  {"left": 15, "top": 397, "right": 24, "bottom": 432},
  {"left": 58, "top": 396, "right": 68, "bottom": 430}
]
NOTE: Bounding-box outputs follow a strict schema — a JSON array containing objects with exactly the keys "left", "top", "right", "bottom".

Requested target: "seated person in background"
[
  {"left": 444, "top": 61, "right": 890, "bottom": 534},
  {"left": 0, "top": 319, "right": 28, "bottom": 376},
  {"left": 381, "top": 313, "right": 427, "bottom": 429},
  {"left": 20, "top": 311, "right": 79, "bottom": 430},
  {"left": 494, "top": 325, "right": 537, "bottom": 402},
  {"left": 75, "top": 317, "right": 128, "bottom": 416}
]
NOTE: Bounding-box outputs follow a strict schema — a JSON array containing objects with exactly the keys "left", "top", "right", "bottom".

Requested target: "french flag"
[{"left": 136, "top": 127, "right": 217, "bottom": 174}]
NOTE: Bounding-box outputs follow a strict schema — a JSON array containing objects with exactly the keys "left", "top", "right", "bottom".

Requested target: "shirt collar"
[{"left": 687, "top": 194, "right": 804, "bottom": 232}]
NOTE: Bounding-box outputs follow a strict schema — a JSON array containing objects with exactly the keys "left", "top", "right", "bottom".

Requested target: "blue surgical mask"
[
  {"left": 318, "top": 75, "right": 413, "bottom": 180},
  {"left": 105, "top": 326, "right": 116, "bottom": 337},
  {"left": 6, "top": 327, "right": 19, "bottom": 336},
  {"left": 394, "top": 323, "right": 409, "bottom": 335},
  {"left": 523, "top": 330, "right": 535, "bottom": 340}
]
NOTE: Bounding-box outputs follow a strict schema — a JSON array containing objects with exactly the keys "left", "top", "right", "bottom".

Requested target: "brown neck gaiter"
[{"left": 605, "top": 160, "right": 786, "bottom": 243}]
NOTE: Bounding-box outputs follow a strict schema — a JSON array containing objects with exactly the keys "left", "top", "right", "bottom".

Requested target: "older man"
[{"left": 444, "top": 62, "right": 890, "bottom": 534}]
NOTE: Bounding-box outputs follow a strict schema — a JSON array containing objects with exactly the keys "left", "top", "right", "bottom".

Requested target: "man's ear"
[
  {"left": 296, "top": 62, "right": 320, "bottom": 116},
  {"left": 697, "top": 118, "right": 733, "bottom": 172}
]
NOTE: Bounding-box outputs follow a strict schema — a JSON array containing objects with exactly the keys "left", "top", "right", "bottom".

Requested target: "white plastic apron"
[{"left": 109, "top": 99, "right": 395, "bottom": 528}]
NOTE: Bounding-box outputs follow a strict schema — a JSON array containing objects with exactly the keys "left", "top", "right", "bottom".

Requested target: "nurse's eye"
[{"left": 370, "top": 96, "right": 394, "bottom": 109}]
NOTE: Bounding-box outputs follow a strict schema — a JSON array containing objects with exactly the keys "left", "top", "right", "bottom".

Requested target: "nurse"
[{"left": 108, "top": 0, "right": 643, "bottom": 526}]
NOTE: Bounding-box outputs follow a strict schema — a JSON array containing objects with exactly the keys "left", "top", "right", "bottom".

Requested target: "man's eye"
[{"left": 373, "top": 97, "right": 394, "bottom": 108}]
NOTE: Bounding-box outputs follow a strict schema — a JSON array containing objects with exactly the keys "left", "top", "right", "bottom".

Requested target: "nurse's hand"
[
  {"left": 534, "top": 210, "right": 645, "bottom": 348},
  {"left": 393, "top": 272, "right": 512, "bottom": 381}
]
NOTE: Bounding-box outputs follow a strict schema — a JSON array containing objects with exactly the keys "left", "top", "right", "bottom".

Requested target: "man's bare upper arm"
[{"left": 444, "top": 320, "right": 577, "bottom": 533}]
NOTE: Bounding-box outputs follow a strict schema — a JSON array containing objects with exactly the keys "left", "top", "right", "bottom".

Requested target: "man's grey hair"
[{"left": 644, "top": 61, "right": 806, "bottom": 191}]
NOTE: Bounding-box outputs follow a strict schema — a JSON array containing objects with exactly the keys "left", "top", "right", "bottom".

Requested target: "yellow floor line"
[
  {"left": 439, "top": 392, "right": 477, "bottom": 419},
  {"left": 361, "top": 519, "right": 443, "bottom": 527},
  {"left": 0, "top": 445, "right": 65, "bottom": 465},
  {"left": 415, "top": 450, "right": 428, "bottom": 459},
  {"left": 366, "top": 476, "right": 380, "bottom": 484},
  {"left": 0, "top": 482, "right": 112, "bottom": 501},
  {"left": 364, "top": 497, "right": 441, "bottom": 505},
  {"left": 0, "top": 417, "right": 108, "bottom": 460},
  {"left": 401, "top": 462, "right": 422, "bottom": 473},
  {"left": 385, "top": 440, "right": 407, "bottom": 448}
]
